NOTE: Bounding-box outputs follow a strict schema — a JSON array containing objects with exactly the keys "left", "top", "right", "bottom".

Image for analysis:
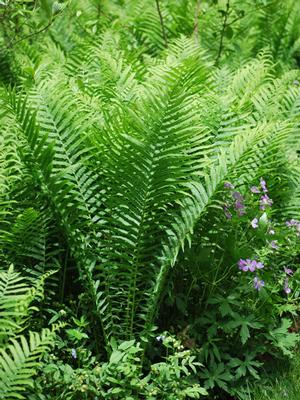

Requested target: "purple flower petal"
[
  {"left": 286, "top": 219, "right": 298, "bottom": 227},
  {"left": 255, "top": 261, "right": 264, "bottom": 270},
  {"left": 238, "top": 259, "right": 250, "bottom": 271},
  {"left": 254, "top": 276, "right": 265, "bottom": 291},
  {"left": 284, "top": 278, "right": 291, "bottom": 295},
  {"left": 269, "top": 240, "right": 279, "bottom": 250},
  {"left": 260, "top": 178, "right": 268, "bottom": 193},
  {"left": 238, "top": 259, "right": 263, "bottom": 272},
  {"left": 71, "top": 348, "right": 77, "bottom": 359},
  {"left": 223, "top": 204, "right": 232, "bottom": 219},
  {"left": 232, "top": 192, "right": 243, "bottom": 201},
  {"left": 249, "top": 260, "right": 257, "bottom": 272},
  {"left": 224, "top": 181, "right": 235, "bottom": 189},
  {"left": 251, "top": 217, "right": 259, "bottom": 228},
  {"left": 260, "top": 194, "right": 273, "bottom": 210},
  {"left": 250, "top": 186, "right": 260, "bottom": 194},
  {"left": 237, "top": 208, "right": 246, "bottom": 217},
  {"left": 284, "top": 266, "right": 294, "bottom": 276},
  {"left": 225, "top": 210, "right": 232, "bottom": 219}
]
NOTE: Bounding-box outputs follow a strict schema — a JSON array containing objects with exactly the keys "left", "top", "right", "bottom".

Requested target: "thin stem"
[
  {"left": 60, "top": 248, "right": 68, "bottom": 303},
  {"left": 155, "top": 0, "right": 168, "bottom": 48},
  {"left": 7, "top": 2, "right": 66, "bottom": 49},
  {"left": 193, "top": 0, "right": 201, "bottom": 45},
  {"left": 215, "top": 0, "right": 230, "bottom": 66}
]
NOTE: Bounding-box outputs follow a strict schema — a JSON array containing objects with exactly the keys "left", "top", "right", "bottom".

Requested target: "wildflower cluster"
[
  {"left": 224, "top": 177, "right": 298, "bottom": 295},
  {"left": 283, "top": 267, "right": 294, "bottom": 295},
  {"left": 223, "top": 177, "right": 274, "bottom": 221},
  {"left": 251, "top": 177, "right": 273, "bottom": 211},
  {"left": 286, "top": 219, "right": 300, "bottom": 236},
  {"left": 238, "top": 259, "right": 265, "bottom": 291},
  {"left": 259, "top": 194, "right": 273, "bottom": 210},
  {"left": 223, "top": 182, "right": 246, "bottom": 218}
]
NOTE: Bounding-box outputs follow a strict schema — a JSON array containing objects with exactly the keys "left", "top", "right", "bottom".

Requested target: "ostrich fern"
[
  {"left": 0, "top": 0, "right": 299, "bottom": 357},
  {"left": 0, "top": 37, "right": 298, "bottom": 347},
  {"left": 0, "top": 266, "right": 59, "bottom": 399}
]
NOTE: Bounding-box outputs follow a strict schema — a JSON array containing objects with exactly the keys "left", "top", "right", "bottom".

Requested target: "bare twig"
[
  {"left": 193, "top": 0, "right": 201, "bottom": 45},
  {"left": 215, "top": 0, "right": 230, "bottom": 66},
  {"left": 155, "top": 0, "right": 168, "bottom": 48}
]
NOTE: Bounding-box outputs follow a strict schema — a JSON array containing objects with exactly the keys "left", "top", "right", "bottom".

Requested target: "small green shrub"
[{"left": 29, "top": 335, "right": 207, "bottom": 399}]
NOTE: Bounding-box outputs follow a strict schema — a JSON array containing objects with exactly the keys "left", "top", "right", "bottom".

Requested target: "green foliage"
[
  {"left": 166, "top": 178, "right": 300, "bottom": 398},
  {"left": 29, "top": 334, "right": 207, "bottom": 400},
  {"left": 0, "top": 0, "right": 299, "bottom": 399},
  {"left": 0, "top": 266, "right": 60, "bottom": 399},
  {"left": 250, "top": 348, "right": 300, "bottom": 400}
]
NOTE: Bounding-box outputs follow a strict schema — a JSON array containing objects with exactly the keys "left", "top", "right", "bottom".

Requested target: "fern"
[
  {"left": 0, "top": 328, "right": 58, "bottom": 400},
  {"left": 0, "top": 265, "right": 30, "bottom": 344},
  {"left": 0, "top": 266, "right": 59, "bottom": 399},
  {"left": 0, "top": 0, "right": 299, "bottom": 358}
]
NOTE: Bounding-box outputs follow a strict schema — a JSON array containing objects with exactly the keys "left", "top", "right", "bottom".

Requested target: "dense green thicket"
[{"left": 0, "top": 1, "right": 300, "bottom": 399}]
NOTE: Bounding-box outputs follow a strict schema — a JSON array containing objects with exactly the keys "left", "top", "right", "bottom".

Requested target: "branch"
[
  {"left": 215, "top": 0, "right": 230, "bottom": 66},
  {"left": 7, "top": 2, "right": 66, "bottom": 49},
  {"left": 155, "top": 0, "right": 168, "bottom": 48},
  {"left": 8, "top": 19, "right": 54, "bottom": 48}
]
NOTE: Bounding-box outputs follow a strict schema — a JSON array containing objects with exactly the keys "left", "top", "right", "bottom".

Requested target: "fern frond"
[
  {"left": 0, "top": 265, "right": 30, "bottom": 343},
  {"left": 0, "top": 327, "right": 58, "bottom": 400},
  {"left": 0, "top": 266, "right": 56, "bottom": 344}
]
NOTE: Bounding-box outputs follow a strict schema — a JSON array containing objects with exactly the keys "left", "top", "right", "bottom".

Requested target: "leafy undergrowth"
[
  {"left": 249, "top": 349, "right": 300, "bottom": 400},
  {"left": 0, "top": 0, "right": 300, "bottom": 399}
]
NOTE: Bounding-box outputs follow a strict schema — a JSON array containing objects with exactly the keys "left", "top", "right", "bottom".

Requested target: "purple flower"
[
  {"left": 71, "top": 348, "right": 77, "bottom": 359},
  {"left": 235, "top": 200, "right": 245, "bottom": 210},
  {"left": 286, "top": 219, "right": 295, "bottom": 226},
  {"left": 269, "top": 240, "right": 279, "bottom": 250},
  {"left": 223, "top": 204, "right": 232, "bottom": 219},
  {"left": 224, "top": 210, "right": 232, "bottom": 219},
  {"left": 237, "top": 207, "right": 246, "bottom": 217},
  {"left": 268, "top": 228, "right": 275, "bottom": 235},
  {"left": 238, "top": 259, "right": 263, "bottom": 272},
  {"left": 260, "top": 194, "right": 273, "bottom": 210},
  {"left": 286, "top": 219, "right": 300, "bottom": 235},
  {"left": 254, "top": 276, "right": 265, "bottom": 291},
  {"left": 232, "top": 191, "right": 243, "bottom": 201},
  {"left": 250, "top": 186, "right": 260, "bottom": 194},
  {"left": 238, "top": 259, "right": 253, "bottom": 272},
  {"left": 284, "top": 278, "right": 291, "bottom": 294},
  {"left": 251, "top": 217, "right": 259, "bottom": 228},
  {"left": 284, "top": 266, "right": 294, "bottom": 276},
  {"left": 255, "top": 261, "right": 264, "bottom": 270},
  {"left": 260, "top": 178, "right": 268, "bottom": 193},
  {"left": 224, "top": 181, "right": 235, "bottom": 189},
  {"left": 234, "top": 198, "right": 246, "bottom": 216},
  {"left": 286, "top": 219, "right": 298, "bottom": 227}
]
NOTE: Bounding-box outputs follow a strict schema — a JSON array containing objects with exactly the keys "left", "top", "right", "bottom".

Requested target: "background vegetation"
[{"left": 0, "top": 0, "right": 300, "bottom": 399}]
